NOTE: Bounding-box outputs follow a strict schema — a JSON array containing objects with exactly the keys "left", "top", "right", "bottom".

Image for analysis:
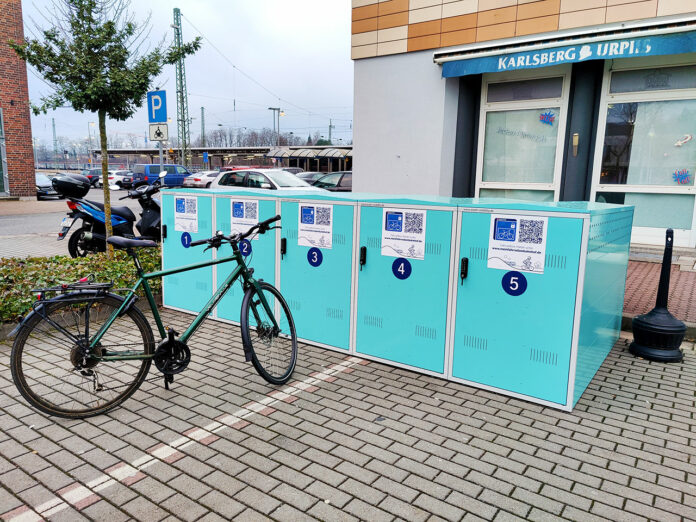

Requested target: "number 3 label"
[
  {"left": 502, "top": 271, "right": 527, "bottom": 296},
  {"left": 392, "top": 258, "right": 412, "bottom": 280},
  {"left": 307, "top": 247, "right": 323, "bottom": 267}
]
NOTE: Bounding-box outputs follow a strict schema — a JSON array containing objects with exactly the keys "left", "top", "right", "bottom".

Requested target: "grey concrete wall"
[{"left": 353, "top": 50, "right": 458, "bottom": 196}]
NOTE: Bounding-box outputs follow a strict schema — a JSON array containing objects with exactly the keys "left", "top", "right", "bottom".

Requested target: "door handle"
[
  {"left": 280, "top": 237, "right": 287, "bottom": 259},
  {"left": 460, "top": 257, "right": 468, "bottom": 284},
  {"left": 360, "top": 246, "right": 367, "bottom": 271},
  {"left": 162, "top": 224, "right": 167, "bottom": 239}
]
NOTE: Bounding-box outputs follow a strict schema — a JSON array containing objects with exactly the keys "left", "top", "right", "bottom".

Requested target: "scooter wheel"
[{"left": 68, "top": 229, "right": 104, "bottom": 258}]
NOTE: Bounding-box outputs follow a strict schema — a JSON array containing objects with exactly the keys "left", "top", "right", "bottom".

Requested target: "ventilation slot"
[
  {"left": 530, "top": 348, "right": 558, "bottom": 366},
  {"left": 425, "top": 242, "right": 442, "bottom": 256},
  {"left": 366, "top": 237, "right": 380, "bottom": 249},
  {"left": 333, "top": 233, "right": 346, "bottom": 246},
  {"left": 287, "top": 229, "right": 298, "bottom": 240},
  {"left": 468, "top": 246, "right": 487, "bottom": 260},
  {"left": 288, "top": 299, "right": 301, "bottom": 311},
  {"left": 545, "top": 254, "right": 567, "bottom": 270},
  {"left": 326, "top": 307, "right": 344, "bottom": 320},
  {"left": 415, "top": 325, "right": 437, "bottom": 340},
  {"left": 364, "top": 315, "right": 383, "bottom": 328},
  {"left": 462, "top": 335, "right": 487, "bottom": 351}
]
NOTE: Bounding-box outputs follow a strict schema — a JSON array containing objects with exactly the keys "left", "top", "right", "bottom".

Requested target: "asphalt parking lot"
[{"left": 1, "top": 308, "right": 695, "bottom": 521}]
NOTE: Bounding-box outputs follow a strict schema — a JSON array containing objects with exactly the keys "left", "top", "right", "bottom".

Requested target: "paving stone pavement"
[{"left": 1, "top": 309, "right": 696, "bottom": 521}]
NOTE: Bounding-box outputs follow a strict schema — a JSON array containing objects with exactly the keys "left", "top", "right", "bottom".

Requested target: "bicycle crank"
[{"left": 154, "top": 332, "right": 191, "bottom": 377}]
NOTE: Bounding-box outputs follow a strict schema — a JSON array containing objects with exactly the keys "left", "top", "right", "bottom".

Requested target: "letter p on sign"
[{"left": 147, "top": 90, "right": 167, "bottom": 123}]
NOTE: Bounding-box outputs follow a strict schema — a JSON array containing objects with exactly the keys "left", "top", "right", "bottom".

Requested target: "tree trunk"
[{"left": 98, "top": 110, "right": 114, "bottom": 258}]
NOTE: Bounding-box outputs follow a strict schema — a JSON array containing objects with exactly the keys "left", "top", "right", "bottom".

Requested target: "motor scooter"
[{"left": 56, "top": 180, "right": 162, "bottom": 257}]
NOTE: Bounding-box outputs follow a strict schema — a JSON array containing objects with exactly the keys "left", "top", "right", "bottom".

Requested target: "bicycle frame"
[{"left": 88, "top": 245, "right": 278, "bottom": 361}]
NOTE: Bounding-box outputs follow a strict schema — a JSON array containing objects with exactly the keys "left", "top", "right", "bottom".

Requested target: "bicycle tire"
[
  {"left": 11, "top": 292, "right": 154, "bottom": 418},
  {"left": 240, "top": 282, "right": 298, "bottom": 385}
]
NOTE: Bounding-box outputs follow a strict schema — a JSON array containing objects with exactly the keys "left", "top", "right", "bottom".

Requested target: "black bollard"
[{"left": 629, "top": 229, "right": 686, "bottom": 362}]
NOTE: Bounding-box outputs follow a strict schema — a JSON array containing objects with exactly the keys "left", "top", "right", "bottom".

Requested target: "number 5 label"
[{"left": 502, "top": 271, "right": 527, "bottom": 296}]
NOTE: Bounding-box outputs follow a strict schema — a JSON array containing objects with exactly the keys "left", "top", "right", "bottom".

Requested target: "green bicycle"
[{"left": 10, "top": 215, "right": 298, "bottom": 418}]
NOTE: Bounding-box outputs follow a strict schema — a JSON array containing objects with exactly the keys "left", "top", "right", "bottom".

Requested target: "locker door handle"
[
  {"left": 460, "top": 257, "right": 468, "bottom": 284},
  {"left": 162, "top": 224, "right": 167, "bottom": 239},
  {"left": 360, "top": 246, "right": 367, "bottom": 271},
  {"left": 280, "top": 237, "right": 287, "bottom": 259}
]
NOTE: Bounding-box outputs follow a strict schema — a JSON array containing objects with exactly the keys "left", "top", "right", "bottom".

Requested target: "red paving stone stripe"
[{"left": 624, "top": 261, "right": 696, "bottom": 323}]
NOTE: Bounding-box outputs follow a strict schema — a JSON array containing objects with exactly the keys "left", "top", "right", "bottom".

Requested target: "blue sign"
[
  {"left": 392, "top": 258, "right": 412, "bottom": 280},
  {"left": 307, "top": 247, "right": 323, "bottom": 267},
  {"left": 494, "top": 218, "right": 517, "bottom": 242},
  {"left": 233, "top": 202, "right": 245, "bottom": 218},
  {"left": 502, "top": 271, "right": 527, "bottom": 296},
  {"left": 146, "top": 90, "right": 167, "bottom": 123},
  {"left": 385, "top": 211, "right": 403, "bottom": 232},
  {"left": 301, "top": 206, "right": 315, "bottom": 225},
  {"left": 203, "top": 152, "right": 209, "bottom": 164},
  {"left": 443, "top": 31, "right": 696, "bottom": 78},
  {"left": 181, "top": 232, "right": 191, "bottom": 248},
  {"left": 175, "top": 197, "right": 185, "bottom": 213},
  {"left": 239, "top": 239, "right": 252, "bottom": 257}
]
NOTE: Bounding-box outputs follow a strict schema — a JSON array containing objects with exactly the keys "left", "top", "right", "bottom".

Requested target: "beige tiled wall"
[{"left": 351, "top": 0, "right": 696, "bottom": 59}]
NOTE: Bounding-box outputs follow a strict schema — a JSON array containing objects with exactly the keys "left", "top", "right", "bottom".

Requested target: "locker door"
[
  {"left": 356, "top": 205, "right": 453, "bottom": 373},
  {"left": 279, "top": 201, "right": 354, "bottom": 350},
  {"left": 161, "top": 193, "right": 214, "bottom": 313},
  {"left": 215, "top": 197, "right": 277, "bottom": 323},
  {"left": 453, "top": 212, "right": 583, "bottom": 405}
]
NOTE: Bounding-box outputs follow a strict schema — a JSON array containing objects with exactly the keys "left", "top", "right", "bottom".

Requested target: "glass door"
[{"left": 475, "top": 68, "right": 571, "bottom": 202}]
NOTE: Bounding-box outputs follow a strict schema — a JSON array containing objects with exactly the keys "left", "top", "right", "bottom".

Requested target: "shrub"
[{"left": 0, "top": 249, "right": 161, "bottom": 323}]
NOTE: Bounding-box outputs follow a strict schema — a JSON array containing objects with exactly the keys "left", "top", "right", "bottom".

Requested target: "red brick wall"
[{"left": 0, "top": 0, "right": 35, "bottom": 197}]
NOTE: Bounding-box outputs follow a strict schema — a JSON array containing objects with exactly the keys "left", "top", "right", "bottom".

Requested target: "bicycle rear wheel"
[
  {"left": 240, "top": 282, "right": 297, "bottom": 385},
  {"left": 11, "top": 293, "right": 154, "bottom": 418}
]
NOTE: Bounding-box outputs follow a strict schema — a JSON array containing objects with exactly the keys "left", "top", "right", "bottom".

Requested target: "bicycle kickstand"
[{"left": 164, "top": 374, "right": 174, "bottom": 390}]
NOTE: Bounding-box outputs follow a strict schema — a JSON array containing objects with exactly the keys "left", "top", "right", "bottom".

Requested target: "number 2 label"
[{"left": 239, "top": 239, "right": 252, "bottom": 257}]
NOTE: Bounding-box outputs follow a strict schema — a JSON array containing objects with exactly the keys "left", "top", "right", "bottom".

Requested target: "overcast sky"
[{"left": 21, "top": 0, "right": 354, "bottom": 148}]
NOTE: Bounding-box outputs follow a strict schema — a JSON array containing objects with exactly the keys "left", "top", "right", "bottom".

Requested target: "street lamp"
[{"left": 268, "top": 107, "right": 282, "bottom": 146}]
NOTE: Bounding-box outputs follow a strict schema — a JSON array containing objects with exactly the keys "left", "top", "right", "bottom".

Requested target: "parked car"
[
  {"left": 131, "top": 164, "right": 192, "bottom": 188},
  {"left": 108, "top": 169, "right": 133, "bottom": 189},
  {"left": 296, "top": 171, "right": 327, "bottom": 184},
  {"left": 220, "top": 165, "right": 267, "bottom": 172},
  {"left": 313, "top": 171, "right": 352, "bottom": 192},
  {"left": 183, "top": 170, "right": 221, "bottom": 188},
  {"left": 282, "top": 167, "right": 304, "bottom": 175},
  {"left": 36, "top": 172, "right": 63, "bottom": 199},
  {"left": 80, "top": 168, "right": 104, "bottom": 188},
  {"left": 210, "top": 169, "right": 324, "bottom": 191}
]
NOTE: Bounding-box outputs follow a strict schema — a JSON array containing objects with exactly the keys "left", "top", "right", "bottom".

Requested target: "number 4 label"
[{"left": 392, "top": 258, "right": 412, "bottom": 280}]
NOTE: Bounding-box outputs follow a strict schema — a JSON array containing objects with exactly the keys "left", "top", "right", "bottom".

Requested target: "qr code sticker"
[
  {"left": 519, "top": 219, "right": 544, "bottom": 244},
  {"left": 315, "top": 207, "right": 331, "bottom": 226},
  {"left": 185, "top": 198, "right": 196, "bottom": 214},
  {"left": 244, "top": 201, "right": 258, "bottom": 220},
  {"left": 404, "top": 212, "right": 424, "bottom": 234}
]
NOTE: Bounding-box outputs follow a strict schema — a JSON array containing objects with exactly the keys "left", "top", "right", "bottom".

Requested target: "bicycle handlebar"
[{"left": 190, "top": 215, "right": 281, "bottom": 248}]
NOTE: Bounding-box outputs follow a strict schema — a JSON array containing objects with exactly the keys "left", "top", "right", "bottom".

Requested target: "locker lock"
[
  {"left": 460, "top": 257, "right": 468, "bottom": 284},
  {"left": 359, "top": 246, "right": 367, "bottom": 271},
  {"left": 280, "top": 237, "right": 287, "bottom": 259},
  {"left": 162, "top": 224, "right": 167, "bottom": 239}
]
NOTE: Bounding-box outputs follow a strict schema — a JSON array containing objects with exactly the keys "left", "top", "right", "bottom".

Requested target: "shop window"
[
  {"left": 596, "top": 192, "right": 695, "bottom": 230},
  {"left": 610, "top": 66, "right": 696, "bottom": 94},
  {"left": 600, "top": 99, "right": 696, "bottom": 186},
  {"left": 480, "top": 188, "right": 554, "bottom": 201},
  {"left": 487, "top": 77, "right": 563, "bottom": 102}
]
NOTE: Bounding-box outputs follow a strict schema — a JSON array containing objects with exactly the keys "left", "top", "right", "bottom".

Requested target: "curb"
[{"left": 622, "top": 314, "right": 696, "bottom": 342}]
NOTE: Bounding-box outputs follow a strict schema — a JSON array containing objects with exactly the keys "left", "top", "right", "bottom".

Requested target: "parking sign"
[{"left": 146, "top": 90, "right": 167, "bottom": 123}]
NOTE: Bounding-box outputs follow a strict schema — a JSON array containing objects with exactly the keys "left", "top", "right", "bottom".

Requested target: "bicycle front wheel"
[
  {"left": 240, "top": 282, "right": 298, "bottom": 385},
  {"left": 11, "top": 293, "right": 154, "bottom": 418}
]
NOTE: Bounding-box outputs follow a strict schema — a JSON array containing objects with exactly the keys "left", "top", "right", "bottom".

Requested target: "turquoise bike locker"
[
  {"left": 213, "top": 193, "right": 278, "bottom": 323},
  {"left": 279, "top": 195, "right": 356, "bottom": 351},
  {"left": 161, "top": 191, "right": 214, "bottom": 314},
  {"left": 355, "top": 199, "right": 458, "bottom": 374}
]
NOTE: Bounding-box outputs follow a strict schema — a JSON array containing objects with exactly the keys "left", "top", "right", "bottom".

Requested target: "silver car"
[{"left": 182, "top": 170, "right": 221, "bottom": 188}]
